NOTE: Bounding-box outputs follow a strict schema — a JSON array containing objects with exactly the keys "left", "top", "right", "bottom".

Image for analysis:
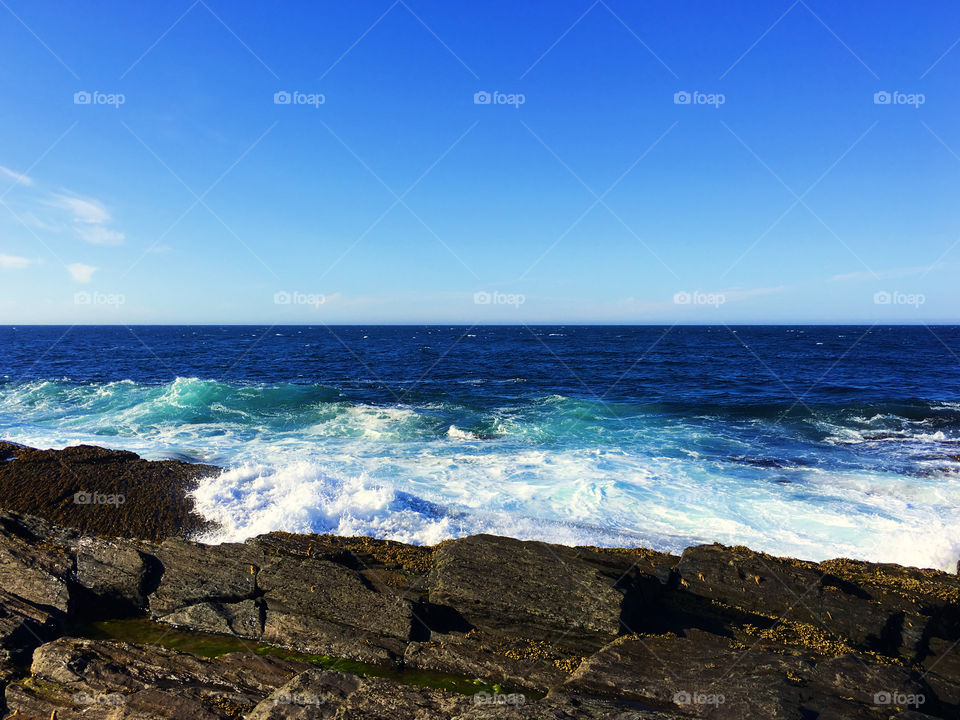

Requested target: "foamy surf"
[{"left": 2, "top": 363, "right": 960, "bottom": 570}]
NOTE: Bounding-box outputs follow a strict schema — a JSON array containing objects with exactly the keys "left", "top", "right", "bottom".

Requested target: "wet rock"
[
  {"left": 0, "top": 441, "right": 218, "bottom": 541},
  {"left": 429, "top": 535, "right": 659, "bottom": 651}
]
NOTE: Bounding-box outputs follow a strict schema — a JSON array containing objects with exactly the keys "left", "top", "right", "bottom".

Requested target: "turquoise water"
[{"left": 2, "top": 325, "right": 960, "bottom": 568}]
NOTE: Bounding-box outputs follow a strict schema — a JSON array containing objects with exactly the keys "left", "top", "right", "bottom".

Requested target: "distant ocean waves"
[{"left": 2, "top": 374, "right": 960, "bottom": 569}]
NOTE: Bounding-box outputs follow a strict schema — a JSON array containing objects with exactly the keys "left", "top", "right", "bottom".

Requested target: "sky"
[{"left": 0, "top": 0, "right": 958, "bottom": 324}]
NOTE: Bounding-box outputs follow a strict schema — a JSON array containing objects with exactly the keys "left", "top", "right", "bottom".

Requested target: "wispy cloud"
[
  {"left": 831, "top": 264, "right": 941, "bottom": 282},
  {"left": 76, "top": 225, "right": 126, "bottom": 246},
  {"left": 722, "top": 285, "right": 788, "bottom": 302},
  {"left": 48, "top": 193, "right": 112, "bottom": 225},
  {"left": 0, "top": 253, "right": 31, "bottom": 269},
  {"left": 3, "top": 174, "right": 126, "bottom": 246},
  {"left": 67, "top": 262, "right": 97, "bottom": 283},
  {"left": 0, "top": 166, "right": 33, "bottom": 187}
]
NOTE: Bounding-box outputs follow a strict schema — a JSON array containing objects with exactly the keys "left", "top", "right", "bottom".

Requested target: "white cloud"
[
  {"left": 67, "top": 263, "right": 97, "bottom": 283},
  {"left": 0, "top": 254, "right": 31, "bottom": 270},
  {"left": 43, "top": 193, "right": 125, "bottom": 246},
  {"left": 2, "top": 174, "right": 126, "bottom": 247},
  {"left": 49, "top": 194, "right": 112, "bottom": 225},
  {"left": 76, "top": 226, "right": 126, "bottom": 246},
  {"left": 0, "top": 166, "right": 33, "bottom": 186}
]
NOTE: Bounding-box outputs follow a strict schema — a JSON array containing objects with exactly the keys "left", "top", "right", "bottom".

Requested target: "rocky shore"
[{"left": 1, "top": 444, "right": 960, "bottom": 718}]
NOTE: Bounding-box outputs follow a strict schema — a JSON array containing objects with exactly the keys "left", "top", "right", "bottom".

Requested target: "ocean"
[{"left": 2, "top": 325, "right": 959, "bottom": 569}]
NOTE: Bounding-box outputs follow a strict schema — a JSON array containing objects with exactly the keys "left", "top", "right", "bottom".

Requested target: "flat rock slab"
[
  {"left": 0, "top": 442, "right": 217, "bottom": 541},
  {"left": 5, "top": 637, "right": 309, "bottom": 719},
  {"left": 76, "top": 535, "right": 160, "bottom": 610},
  {"left": 429, "top": 535, "right": 660, "bottom": 650},
  {"left": 0, "top": 510, "right": 75, "bottom": 614},
  {"left": 149, "top": 538, "right": 262, "bottom": 617},
  {"left": 676, "top": 544, "right": 960, "bottom": 658},
  {"left": 404, "top": 634, "right": 574, "bottom": 692},
  {"left": 565, "top": 629, "right": 939, "bottom": 719},
  {"left": 148, "top": 535, "right": 416, "bottom": 663}
]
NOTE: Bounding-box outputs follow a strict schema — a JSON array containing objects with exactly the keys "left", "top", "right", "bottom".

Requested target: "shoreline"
[
  {"left": 2, "top": 443, "right": 960, "bottom": 717},
  {"left": 2, "top": 440, "right": 950, "bottom": 572}
]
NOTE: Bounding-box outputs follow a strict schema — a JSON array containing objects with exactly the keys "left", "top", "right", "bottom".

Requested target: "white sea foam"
[{"left": 6, "top": 378, "right": 960, "bottom": 570}]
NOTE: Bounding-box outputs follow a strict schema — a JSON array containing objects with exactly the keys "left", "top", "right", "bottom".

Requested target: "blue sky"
[{"left": 0, "top": 0, "right": 958, "bottom": 323}]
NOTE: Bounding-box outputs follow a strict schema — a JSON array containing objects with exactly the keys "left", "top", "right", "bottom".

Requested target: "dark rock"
[
  {"left": 149, "top": 538, "right": 262, "bottom": 617},
  {"left": 258, "top": 553, "right": 413, "bottom": 638},
  {"left": 247, "top": 667, "right": 467, "bottom": 719},
  {"left": 148, "top": 534, "right": 416, "bottom": 664},
  {"left": 0, "top": 589, "right": 61, "bottom": 664},
  {"left": 0, "top": 510, "right": 75, "bottom": 614},
  {"left": 255, "top": 548, "right": 415, "bottom": 662},
  {"left": 4, "top": 636, "right": 309, "bottom": 719},
  {"left": 565, "top": 629, "right": 813, "bottom": 718},
  {"left": 76, "top": 535, "right": 159, "bottom": 611},
  {"left": 429, "top": 535, "right": 659, "bottom": 651},
  {"left": 675, "top": 544, "right": 958, "bottom": 658},
  {"left": 0, "top": 441, "right": 218, "bottom": 541},
  {"left": 453, "top": 693, "right": 684, "bottom": 719},
  {"left": 562, "top": 628, "right": 937, "bottom": 719},
  {"left": 4, "top": 497, "right": 960, "bottom": 719},
  {"left": 404, "top": 634, "right": 573, "bottom": 692}
]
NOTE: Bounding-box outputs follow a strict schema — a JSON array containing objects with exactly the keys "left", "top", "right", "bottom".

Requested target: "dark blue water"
[{"left": 2, "top": 325, "right": 959, "bottom": 567}]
